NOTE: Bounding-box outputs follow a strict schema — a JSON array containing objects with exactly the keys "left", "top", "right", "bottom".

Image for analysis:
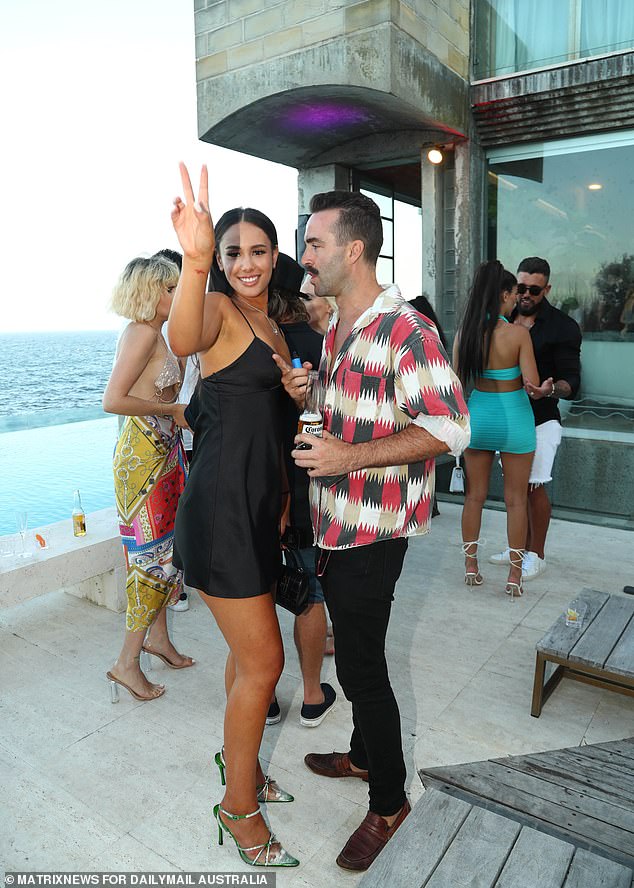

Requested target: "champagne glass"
[{"left": 15, "top": 510, "right": 31, "bottom": 558}]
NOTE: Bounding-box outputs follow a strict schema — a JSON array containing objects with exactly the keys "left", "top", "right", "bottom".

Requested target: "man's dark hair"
[
  {"left": 517, "top": 256, "right": 550, "bottom": 280},
  {"left": 153, "top": 248, "right": 183, "bottom": 271},
  {"left": 309, "top": 190, "right": 383, "bottom": 265}
]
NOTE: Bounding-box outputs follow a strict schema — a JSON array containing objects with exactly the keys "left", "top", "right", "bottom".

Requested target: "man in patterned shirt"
[{"left": 274, "top": 190, "right": 470, "bottom": 871}]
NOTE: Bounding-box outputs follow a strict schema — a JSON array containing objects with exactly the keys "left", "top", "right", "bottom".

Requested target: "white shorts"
[{"left": 529, "top": 420, "right": 562, "bottom": 485}]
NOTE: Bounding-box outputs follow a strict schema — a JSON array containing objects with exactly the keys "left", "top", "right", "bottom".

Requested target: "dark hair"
[
  {"left": 309, "top": 190, "right": 383, "bottom": 265},
  {"left": 153, "top": 248, "right": 182, "bottom": 271},
  {"left": 267, "top": 253, "right": 309, "bottom": 323},
  {"left": 268, "top": 286, "right": 309, "bottom": 324},
  {"left": 517, "top": 256, "right": 550, "bottom": 280},
  {"left": 409, "top": 294, "right": 447, "bottom": 349},
  {"left": 210, "top": 207, "right": 278, "bottom": 295},
  {"left": 457, "top": 260, "right": 517, "bottom": 387}
]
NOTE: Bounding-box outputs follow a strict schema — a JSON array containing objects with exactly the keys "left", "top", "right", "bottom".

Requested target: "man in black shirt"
[{"left": 490, "top": 257, "right": 581, "bottom": 578}]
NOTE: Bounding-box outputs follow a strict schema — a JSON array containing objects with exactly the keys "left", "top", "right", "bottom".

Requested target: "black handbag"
[{"left": 276, "top": 546, "right": 310, "bottom": 615}]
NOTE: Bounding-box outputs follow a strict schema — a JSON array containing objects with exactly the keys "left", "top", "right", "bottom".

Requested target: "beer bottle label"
[{"left": 73, "top": 513, "right": 87, "bottom": 537}]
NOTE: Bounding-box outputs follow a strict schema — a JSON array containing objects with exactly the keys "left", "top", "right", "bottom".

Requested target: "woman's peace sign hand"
[{"left": 171, "top": 163, "right": 215, "bottom": 265}]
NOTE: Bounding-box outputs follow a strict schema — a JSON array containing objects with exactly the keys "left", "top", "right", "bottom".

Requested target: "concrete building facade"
[{"left": 193, "top": 0, "right": 634, "bottom": 529}]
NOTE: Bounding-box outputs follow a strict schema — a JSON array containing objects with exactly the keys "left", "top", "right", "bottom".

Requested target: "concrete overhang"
[
  {"left": 196, "top": 24, "right": 468, "bottom": 168},
  {"left": 199, "top": 84, "right": 464, "bottom": 168}
]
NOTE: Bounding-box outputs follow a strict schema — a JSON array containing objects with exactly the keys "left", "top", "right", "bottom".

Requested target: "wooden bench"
[
  {"left": 419, "top": 738, "right": 634, "bottom": 871},
  {"left": 359, "top": 788, "right": 634, "bottom": 887},
  {"left": 531, "top": 588, "right": 634, "bottom": 717}
]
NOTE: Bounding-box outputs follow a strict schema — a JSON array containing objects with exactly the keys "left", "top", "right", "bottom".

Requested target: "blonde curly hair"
[{"left": 111, "top": 256, "right": 179, "bottom": 322}]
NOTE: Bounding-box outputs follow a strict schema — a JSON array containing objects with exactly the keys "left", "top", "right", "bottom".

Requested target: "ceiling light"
[
  {"left": 588, "top": 183, "right": 602, "bottom": 190},
  {"left": 427, "top": 147, "right": 443, "bottom": 165}
]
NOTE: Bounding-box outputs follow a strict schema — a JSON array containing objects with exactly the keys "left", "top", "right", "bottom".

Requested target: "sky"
[{"left": 1, "top": 0, "right": 299, "bottom": 332}]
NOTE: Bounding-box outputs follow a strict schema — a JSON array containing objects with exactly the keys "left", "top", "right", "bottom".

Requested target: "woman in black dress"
[{"left": 168, "top": 164, "right": 298, "bottom": 868}]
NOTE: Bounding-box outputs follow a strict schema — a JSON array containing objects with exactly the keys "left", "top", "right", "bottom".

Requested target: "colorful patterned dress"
[{"left": 113, "top": 350, "right": 187, "bottom": 631}]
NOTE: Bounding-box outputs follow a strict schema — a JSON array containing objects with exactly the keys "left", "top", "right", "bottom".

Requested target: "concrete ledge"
[{"left": 0, "top": 508, "right": 126, "bottom": 612}]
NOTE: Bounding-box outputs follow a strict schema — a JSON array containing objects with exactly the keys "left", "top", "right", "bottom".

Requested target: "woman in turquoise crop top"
[{"left": 454, "top": 260, "right": 539, "bottom": 598}]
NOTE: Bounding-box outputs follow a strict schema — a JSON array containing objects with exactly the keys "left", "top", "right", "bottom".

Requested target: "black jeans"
[{"left": 319, "top": 537, "right": 408, "bottom": 816}]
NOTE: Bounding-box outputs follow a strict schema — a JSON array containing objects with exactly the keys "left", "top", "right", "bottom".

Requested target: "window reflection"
[
  {"left": 487, "top": 135, "right": 634, "bottom": 432},
  {"left": 475, "top": 0, "right": 634, "bottom": 79}
]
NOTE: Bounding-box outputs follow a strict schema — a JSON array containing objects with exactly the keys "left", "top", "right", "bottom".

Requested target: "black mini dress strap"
[{"left": 233, "top": 302, "right": 256, "bottom": 336}]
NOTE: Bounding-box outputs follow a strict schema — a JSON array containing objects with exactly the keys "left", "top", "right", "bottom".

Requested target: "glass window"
[
  {"left": 357, "top": 178, "right": 423, "bottom": 296},
  {"left": 487, "top": 132, "right": 634, "bottom": 435},
  {"left": 394, "top": 201, "right": 423, "bottom": 301},
  {"left": 475, "top": 0, "right": 634, "bottom": 79}
]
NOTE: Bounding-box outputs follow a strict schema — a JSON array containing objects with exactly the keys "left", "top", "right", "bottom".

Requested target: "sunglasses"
[{"left": 517, "top": 284, "right": 544, "bottom": 296}]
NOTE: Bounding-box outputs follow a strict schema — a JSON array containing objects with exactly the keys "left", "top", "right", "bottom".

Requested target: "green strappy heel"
[
  {"left": 213, "top": 804, "right": 299, "bottom": 867},
  {"left": 214, "top": 750, "right": 294, "bottom": 803}
]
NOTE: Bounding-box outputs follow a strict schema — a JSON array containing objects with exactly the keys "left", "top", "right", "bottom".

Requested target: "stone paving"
[{"left": 1, "top": 502, "right": 633, "bottom": 885}]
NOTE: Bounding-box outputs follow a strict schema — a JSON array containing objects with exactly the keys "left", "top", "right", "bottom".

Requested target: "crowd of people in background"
[{"left": 102, "top": 163, "right": 581, "bottom": 872}]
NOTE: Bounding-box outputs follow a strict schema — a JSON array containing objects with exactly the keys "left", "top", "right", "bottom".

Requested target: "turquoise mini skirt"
[{"left": 467, "top": 387, "right": 536, "bottom": 454}]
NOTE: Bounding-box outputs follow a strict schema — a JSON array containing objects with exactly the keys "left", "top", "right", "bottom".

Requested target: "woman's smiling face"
[{"left": 217, "top": 221, "right": 278, "bottom": 300}]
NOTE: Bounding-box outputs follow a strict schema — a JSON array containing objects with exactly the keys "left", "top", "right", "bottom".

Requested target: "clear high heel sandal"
[
  {"left": 462, "top": 540, "right": 483, "bottom": 586},
  {"left": 213, "top": 804, "right": 299, "bottom": 867},
  {"left": 505, "top": 548, "right": 525, "bottom": 599},
  {"left": 214, "top": 750, "right": 294, "bottom": 803}
]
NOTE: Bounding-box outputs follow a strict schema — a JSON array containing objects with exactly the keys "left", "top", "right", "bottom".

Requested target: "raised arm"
[{"left": 167, "top": 163, "right": 224, "bottom": 356}]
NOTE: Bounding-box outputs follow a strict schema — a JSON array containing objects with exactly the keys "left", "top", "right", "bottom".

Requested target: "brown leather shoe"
[
  {"left": 304, "top": 751, "right": 369, "bottom": 782},
  {"left": 336, "top": 799, "right": 411, "bottom": 871}
]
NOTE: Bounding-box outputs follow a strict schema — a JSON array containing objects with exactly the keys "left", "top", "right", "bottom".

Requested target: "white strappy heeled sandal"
[
  {"left": 462, "top": 540, "right": 483, "bottom": 586},
  {"left": 505, "top": 548, "right": 525, "bottom": 599}
]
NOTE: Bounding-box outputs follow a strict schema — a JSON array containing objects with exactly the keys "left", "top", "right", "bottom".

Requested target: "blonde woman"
[{"left": 103, "top": 255, "right": 194, "bottom": 702}]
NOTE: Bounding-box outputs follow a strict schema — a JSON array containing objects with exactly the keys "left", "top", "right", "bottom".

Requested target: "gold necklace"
[{"left": 233, "top": 295, "right": 279, "bottom": 335}]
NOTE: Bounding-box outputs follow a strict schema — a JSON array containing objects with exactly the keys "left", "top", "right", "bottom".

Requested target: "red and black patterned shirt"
[{"left": 311, "top": 286, "right": 470, "bottom": 550}]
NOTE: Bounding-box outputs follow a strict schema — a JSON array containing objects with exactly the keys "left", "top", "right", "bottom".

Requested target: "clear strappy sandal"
[
  {"left": 214, "top": 750, "right": 294, "bottom": 803},
  {"left": 462, "top": 540, "right": 483, "bottom": 586},
  {"left": 505, "top": 548, "right": 525, "bottom": 599},
  {"left": 213, "top": 804, "right": 299, "bottom": 867}
]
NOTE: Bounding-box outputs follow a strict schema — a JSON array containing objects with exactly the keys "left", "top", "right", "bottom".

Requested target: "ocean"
[{"left": 1, "top": 330, "right": 121, "bottom": 535}]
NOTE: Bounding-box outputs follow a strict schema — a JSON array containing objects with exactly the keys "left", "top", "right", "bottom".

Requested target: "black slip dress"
[{"left": 173, "top": 308, "right": 283, "bottom": 597}]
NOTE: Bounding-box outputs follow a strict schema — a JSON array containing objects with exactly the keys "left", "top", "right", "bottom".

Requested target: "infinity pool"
[{"left": 0, "top": 417, "right": 118, "bottom": 535}]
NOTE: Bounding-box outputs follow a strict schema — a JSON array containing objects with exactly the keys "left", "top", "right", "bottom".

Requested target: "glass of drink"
[
  {"left": 565, "top": 600, "right": 587, "bottom": 628},
  {"left": 297, "top": 370, "right": 324, "bottom": 450},
  {"left": 15, "top": 510, "right": 31, "bottom": 558}
]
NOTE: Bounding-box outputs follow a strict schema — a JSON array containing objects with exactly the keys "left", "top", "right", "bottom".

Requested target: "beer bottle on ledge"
[{"left": 72, "top": 489, "right": 87, "bottom": 537}]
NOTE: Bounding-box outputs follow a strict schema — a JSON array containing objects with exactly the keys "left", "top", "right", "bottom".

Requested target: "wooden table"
[
  {"left": 532, "top": 588, "right": 634, "bottom": 717},
  {"left": 359, "top": 787, "right": 634, "bottom": 887}
]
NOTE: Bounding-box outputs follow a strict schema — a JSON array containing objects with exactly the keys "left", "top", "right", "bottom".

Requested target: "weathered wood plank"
[
  {"left": 537, "top": 589, "right": 608, "bottom": 659},
  {"left": 425, "top": 805, "right": 520, "bottom": 888},
  {"left": 504, "top": 751, "right": 634, "bottom": 811},
  {"left": 589, "top": 739, "right": 634, "bottom": 764},
  {"left": 481, "top": 759, "right": 634, "bottom": 834},
  {"left": 424, "top": 756, "right": 634, "bottom": 831},
  {"left": 574, "top": 740, "right": 634, "bottom": 771},
  {"left": 605, "top": 617, "right": 634, "bottom": 677},
  {"left": 569, "top": 596, "right": 634, "bottom": 668},
  {"left": 563, "top": 848, "right": 632, "bottom": 888},
  {"left": 359, "top": 790, "right": 471, "bottom": 888},
  {"left": 421, "top": 761, "right": 634, "bottom": 861},
  {"left": 495, "top": 826, "right": 574, "bottom": 888}
]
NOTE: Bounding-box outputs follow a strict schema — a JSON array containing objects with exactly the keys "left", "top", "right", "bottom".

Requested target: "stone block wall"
[{"left": 195, "top": 0, "right": 469, "bottom": 83}]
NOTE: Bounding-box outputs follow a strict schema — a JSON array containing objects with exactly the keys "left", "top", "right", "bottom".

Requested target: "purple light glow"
[{"left": 284, "top": 103, "right": 371, "bottom": 130}]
